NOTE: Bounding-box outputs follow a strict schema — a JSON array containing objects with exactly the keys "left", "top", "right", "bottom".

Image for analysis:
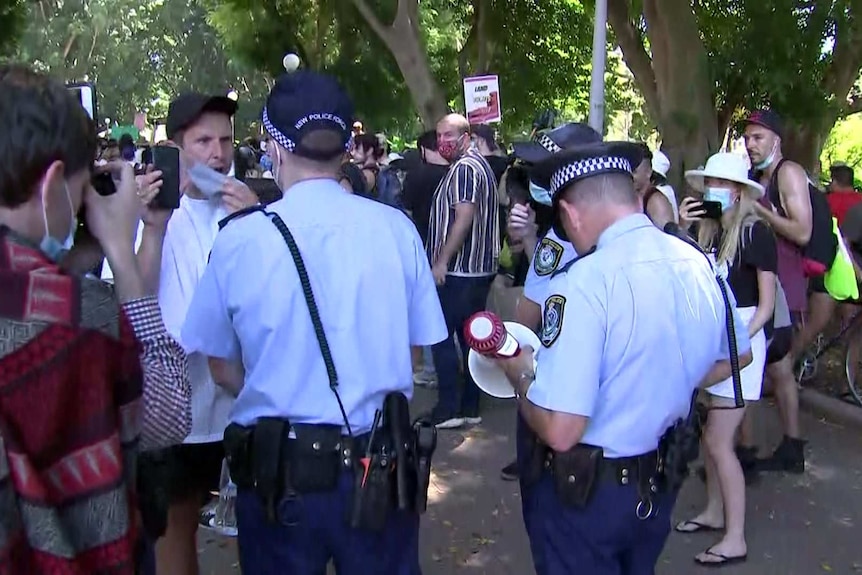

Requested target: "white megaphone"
[{"left": 463, "top": 311, "right": 540, "bottom": 399}]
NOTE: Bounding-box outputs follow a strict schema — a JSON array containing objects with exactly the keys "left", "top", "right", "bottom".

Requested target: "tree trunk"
[
  {"left": 608, "top": 0, "right": 719, "bottom": 194},
  {"left": 783, "top": 119, "right": 833, "bottom": 179},
  {"left": 350, "top": 0, "right": 447, "bottom": 128}
]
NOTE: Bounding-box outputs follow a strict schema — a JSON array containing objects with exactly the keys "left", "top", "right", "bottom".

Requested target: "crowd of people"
[{"left": 0, "top": 56, "right": 860, "bottom": 575}]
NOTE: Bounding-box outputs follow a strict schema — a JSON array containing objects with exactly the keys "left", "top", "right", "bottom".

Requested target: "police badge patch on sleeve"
[
  {"left": 541, "top": 295, "right": 566, "bottom": 347},
  {"left": 534, "top": 237, "right": 564, "bottom": 276}
]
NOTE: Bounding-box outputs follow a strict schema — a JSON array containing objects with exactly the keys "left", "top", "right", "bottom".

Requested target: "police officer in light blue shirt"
[
  {"left": 493, "top": 141, "right": 753, "bottom": 575},
  {"left": 181, "top": 70, "right": 446, "bottom": 575},
  {"left": 507, "top": 122, "right": 601, "bottom": 328},
  {"left": 499, "top": 123, "right": 598, "bottom": 483}
]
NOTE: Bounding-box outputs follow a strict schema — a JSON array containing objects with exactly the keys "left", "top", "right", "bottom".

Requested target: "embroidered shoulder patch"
[
  {"left": 541, "top": 295, "right": 566, "bottom": 347},
  {"left": 534, "top": 237, "right": 564, "bottom": 276}
]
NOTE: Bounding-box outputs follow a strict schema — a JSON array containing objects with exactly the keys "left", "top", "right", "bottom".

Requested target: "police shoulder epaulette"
[
  {"left": 550, "top": 245, "right": 596, "bottom": 279},
  {"left": 218, "top": 204, "right": 266, "bottom": 230}
]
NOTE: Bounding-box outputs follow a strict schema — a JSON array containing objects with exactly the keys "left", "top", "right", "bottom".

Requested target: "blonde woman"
[{"left": 674, "top": 153, "right": 777, "bottom": 567}]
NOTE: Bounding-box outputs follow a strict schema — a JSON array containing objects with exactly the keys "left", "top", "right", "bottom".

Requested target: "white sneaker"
[
  {"left": 435, "top": 415, "right": 466, "bottom": 429},
  {"left": 413, "top": 372, "right": 438, "bottom": 388}
]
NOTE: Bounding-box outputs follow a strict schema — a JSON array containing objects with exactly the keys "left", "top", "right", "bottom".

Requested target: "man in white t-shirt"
[{"left": 103, "top": 93, "right": 258, "bottom": 575}]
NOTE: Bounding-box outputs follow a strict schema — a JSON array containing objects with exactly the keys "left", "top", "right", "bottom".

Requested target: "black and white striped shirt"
[{"left": 427, "top": 149, "right": 500, "bottom": 276}]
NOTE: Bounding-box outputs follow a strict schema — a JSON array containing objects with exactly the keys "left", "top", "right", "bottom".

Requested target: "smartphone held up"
[
  {"left": 700, "top": 200, "right": 724, "bottom": 220},
  {"left": 151, "top": 146, "right": 181, "bottom": 210}
]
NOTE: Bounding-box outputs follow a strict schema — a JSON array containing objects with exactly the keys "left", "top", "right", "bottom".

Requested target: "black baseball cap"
[
  {"left": 745, "top": 109, "right": 784, "bottom": 139},
  {"left": 166, "top": 93, "right": 238, "bottom": 140},
  {"left": 513, "top": 122, "right": 602, "bottom": 164},
  {"left": 262, "top": 70, "right": 354, "bottom": 161}
]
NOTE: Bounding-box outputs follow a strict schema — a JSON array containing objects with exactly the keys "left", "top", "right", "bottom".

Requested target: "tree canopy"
[
  {"left": 7, "top": 0, "right": 269, "bottom": 134},
  {"left": 206, "top": 0, "right": 632, "bottom": 138},
  {"left": 608, "top": 0, "right": 862, "bottom": 180},
  {"left": 0, "top": 0, "right": 26, "bottom": 56},
  {"left": 2, "top": 0, "right": 862, "bottom": 171}
]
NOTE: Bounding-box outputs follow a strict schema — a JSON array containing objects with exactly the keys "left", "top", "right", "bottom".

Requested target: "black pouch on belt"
[
  {"left": 252, "top": 418, "right": 287, "bottom": 521},
  {"left": 223, "top": 422, "right": 255, "bottom": 489},
  {"left": 350, "top": 450, "right": 394, "bottom": 531},
  {"left": 287, "top": 423, "right": 343, "bottom": 493},
  {"left": 551, "top": 444, "right": 602, "bottom": 508}
]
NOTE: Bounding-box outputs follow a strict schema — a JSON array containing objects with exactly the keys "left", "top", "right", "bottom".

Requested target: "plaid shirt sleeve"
[{"left": 122, "top": 296, "right": 191, "bottom": 450}]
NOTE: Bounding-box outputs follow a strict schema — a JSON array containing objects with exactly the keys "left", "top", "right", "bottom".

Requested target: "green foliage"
[
  {"left": 10, "top": 0, "right": 268, "bottom": 137},
  {"left": 822, "top": 115, "right": 862, "bottom": 179},
  {"left": 697, "top": 0, "right": 854, "bottom": 129},
  {"left": 0, "top": 0, "right": 26, "bottom": 56},
  {"left": 206, "top": 0, "right": 624, "bottom": 140},
  {"left": 206, "top": 0, "right": 421, "bottom": 135},
  {"left": 604, "top": 51, "right": 656, "bottom": 142}
]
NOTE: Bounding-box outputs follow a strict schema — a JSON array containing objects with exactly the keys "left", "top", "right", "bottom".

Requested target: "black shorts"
[
  {"left": 166, "top": 442, "right": 225, "bottom": 503},
  {"left": 766, "top": 326, "right": 793, "bottom": 364}
]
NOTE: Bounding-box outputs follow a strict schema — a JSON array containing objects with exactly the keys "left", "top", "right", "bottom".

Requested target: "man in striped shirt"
[{"left": 426, "top": 114, "right": 500, "bottom": 429}]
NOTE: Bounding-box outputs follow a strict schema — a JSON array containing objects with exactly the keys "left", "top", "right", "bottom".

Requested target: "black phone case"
[
  {"left": 151, "top": 147, "right": 181, "bottom": 210},
  {"left": 701, "top": 200, "right": 724, "bottom": 220}
]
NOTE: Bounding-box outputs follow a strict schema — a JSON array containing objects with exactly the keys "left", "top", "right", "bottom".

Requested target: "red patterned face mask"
[{"left": 437, "top": 134, "right": 464, "bottom": 161}]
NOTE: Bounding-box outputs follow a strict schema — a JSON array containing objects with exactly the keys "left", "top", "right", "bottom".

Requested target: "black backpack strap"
[{"left": 767, "top": 158, "right": 790, "bottom": 215}]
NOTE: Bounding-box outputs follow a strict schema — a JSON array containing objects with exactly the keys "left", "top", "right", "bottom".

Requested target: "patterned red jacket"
[{"left": 0, "top": 227, "right": 190, "bottom": 574}]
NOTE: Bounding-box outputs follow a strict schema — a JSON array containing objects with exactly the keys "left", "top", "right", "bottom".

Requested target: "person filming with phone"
[
  {"left": 674, "top": 152, "right": 777, "bottom": 566},
  {"left": 0, "top": 64, "right": 191, "bottom": 573}
]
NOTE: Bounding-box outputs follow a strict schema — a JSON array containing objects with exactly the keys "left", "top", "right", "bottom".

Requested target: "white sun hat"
[{"left": 685, "top": 152, "right": 764, "bottom": 198}]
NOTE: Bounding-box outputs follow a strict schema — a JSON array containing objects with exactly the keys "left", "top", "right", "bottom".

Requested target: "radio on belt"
[{"left": 464, "top": 311, "right": 522, "bottom": 358}]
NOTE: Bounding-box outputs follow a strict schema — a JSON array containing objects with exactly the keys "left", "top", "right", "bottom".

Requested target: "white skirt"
[{"left": 707, "top": 306, "right": 766, "bottom": 401}]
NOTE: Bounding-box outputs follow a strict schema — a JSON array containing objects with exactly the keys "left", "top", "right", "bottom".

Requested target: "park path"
[{"left": 198, "top": 390, "right": 862, "bottom": 574}]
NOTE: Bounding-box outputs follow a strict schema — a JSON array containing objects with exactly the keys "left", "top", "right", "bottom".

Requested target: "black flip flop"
[
  {"left": 694, "top": 548, "right": 748, "bottom": 568},
  {"left": 674, "top": 520, "right": 723, "bottom": 534}
]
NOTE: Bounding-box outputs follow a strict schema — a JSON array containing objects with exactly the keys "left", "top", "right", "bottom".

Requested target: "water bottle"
[{"left": 212, "top": 458, "right": 238, "bottom": 537}]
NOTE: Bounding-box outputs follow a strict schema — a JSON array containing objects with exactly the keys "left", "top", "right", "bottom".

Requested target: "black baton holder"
[
  {"left": 252, "top": 418, "right": 287, "bottom": 522},
  {"left": 384, "top": 393, "right": 415, "bottom": 511},
  {"left": 413, "top": 420, "right": 437, "bottom": 513}
]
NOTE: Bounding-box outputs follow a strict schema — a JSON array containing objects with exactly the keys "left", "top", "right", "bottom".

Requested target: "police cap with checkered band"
[
  {"left": 262, "top": 70, "right": 355, "bottom": 161},
  {"left": 530, "top": 141, "right": 644, "bottom": 200},
  {"left": 512, "top": 122, "right": 602, "bottom": 165}
]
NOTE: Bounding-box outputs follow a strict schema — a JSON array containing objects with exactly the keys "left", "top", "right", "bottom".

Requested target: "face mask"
[
  {"left": 437, "top": 134, "right": 465, "bottom": 162},
  {"left": 188, "top": 163, "right": 228, "bottom": 198},
  {"left": 529, "top": 181, "right": 552, "bottom": 206},
  {"left": 704, "top": 187, "right": 734, "bottom": 212},
  {"left": 754, "top": 140, "right": 778, "bottom": 170},
  {"left": 40, "top": 183, "right": 77, "bottom": 262}
]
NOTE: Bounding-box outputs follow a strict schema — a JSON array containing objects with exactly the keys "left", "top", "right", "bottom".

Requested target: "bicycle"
[{"left": 795, "top": 307, "right": 862, "bottom": 405}]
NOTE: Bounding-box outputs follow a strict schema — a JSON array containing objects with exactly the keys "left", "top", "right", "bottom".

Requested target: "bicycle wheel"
[{"left": 844, "top": 335, "right": 862, "bottom": 406}]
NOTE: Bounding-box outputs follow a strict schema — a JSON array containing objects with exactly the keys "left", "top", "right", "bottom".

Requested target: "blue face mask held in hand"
[
  {"left": 529, "top": 181, "right": 552, "bottom": 206},
  {"left": 188, "top": 163, "right": 228, "bottom": 198}
]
